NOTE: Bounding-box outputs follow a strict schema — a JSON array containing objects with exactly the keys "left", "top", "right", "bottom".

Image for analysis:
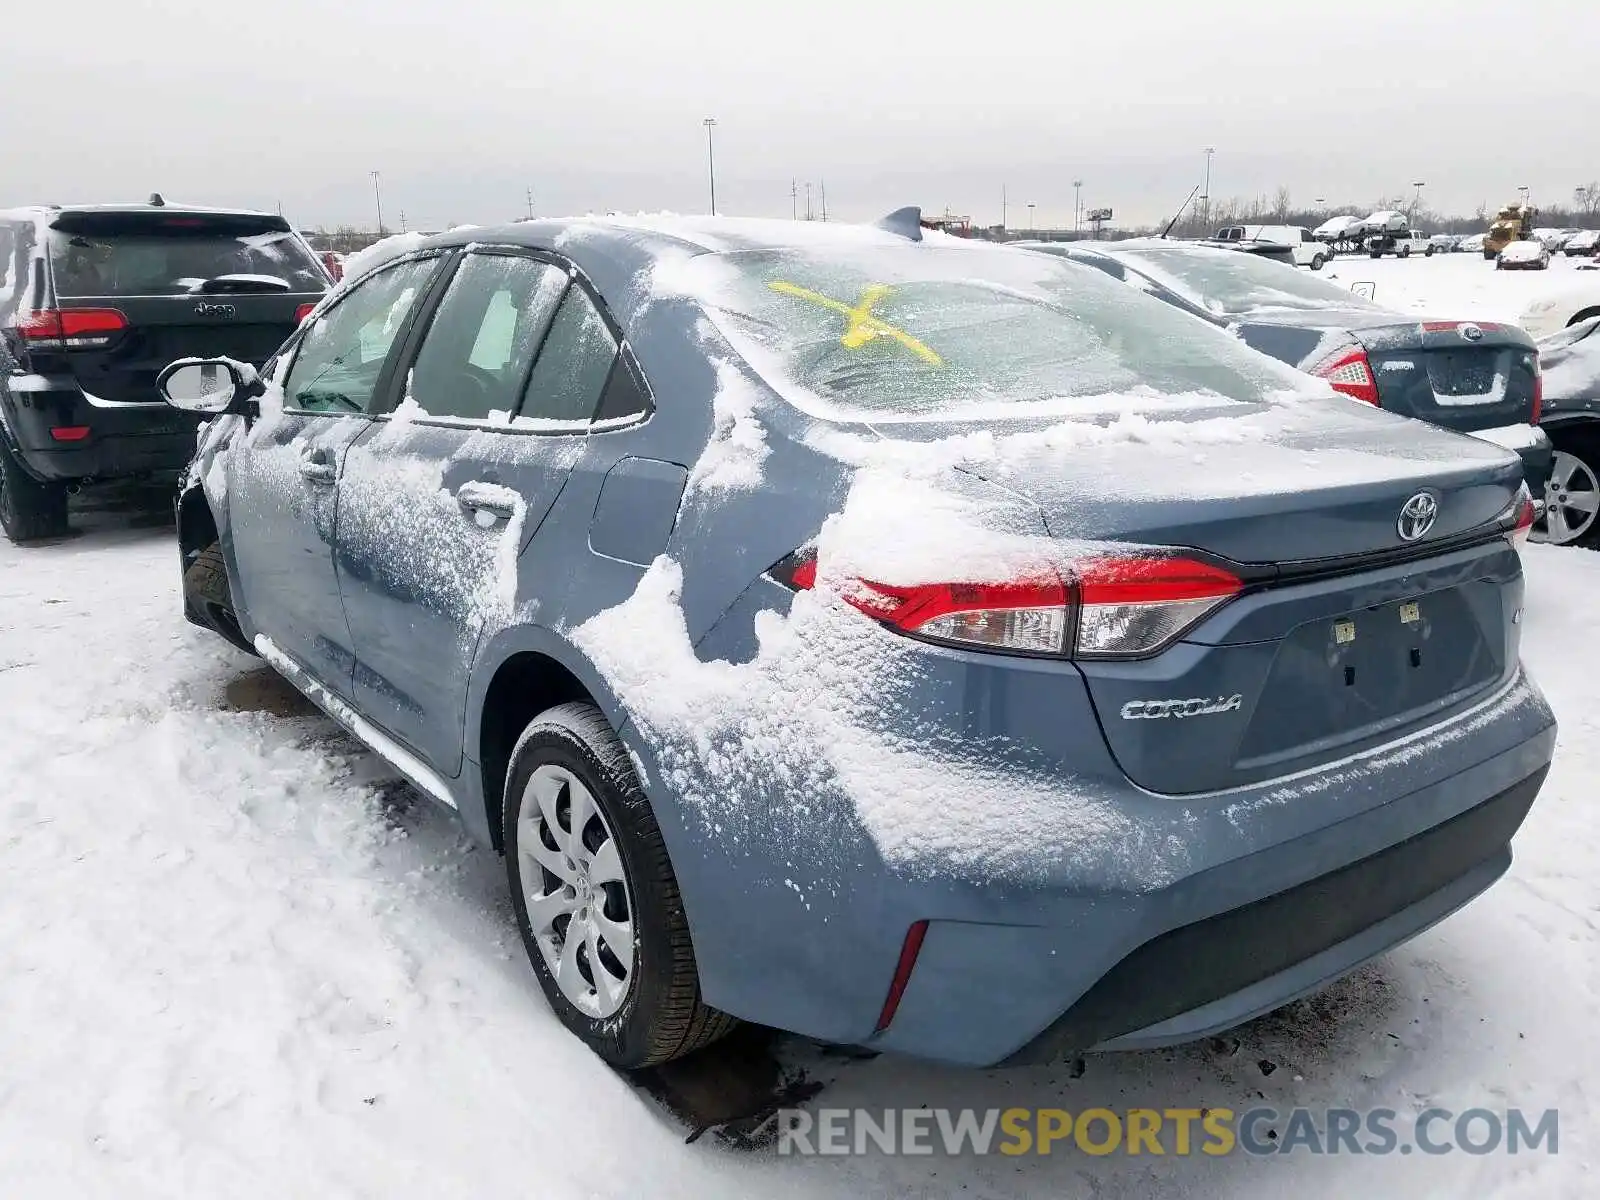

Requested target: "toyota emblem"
[{"left": 1397, "top": 491, "right": 1439, "bottom": 542}]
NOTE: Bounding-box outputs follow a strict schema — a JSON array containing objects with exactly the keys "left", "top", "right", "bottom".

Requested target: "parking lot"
[{"left": 0, "top": 250, "right": 1592, "bottom": 1198}]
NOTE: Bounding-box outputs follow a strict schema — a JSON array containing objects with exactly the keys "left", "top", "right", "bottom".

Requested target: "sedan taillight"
[
  {"left": 772, "top": 550, "right": 1243, "bottom": 658},
  {"left": 1313, "top": 347, "right": 1380, "bottom": 405}
]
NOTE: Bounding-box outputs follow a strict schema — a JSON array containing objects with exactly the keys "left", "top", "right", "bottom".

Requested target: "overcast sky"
[{"left": 6, "top": 0, "right": 1597, "bottom": 232}]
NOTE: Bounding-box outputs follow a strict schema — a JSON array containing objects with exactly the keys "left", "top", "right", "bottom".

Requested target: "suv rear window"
[
  {"left": 684, "top": 244, "right": 1307, "bottom": 421},
  {"left": 46, "top": 221, "right": 327, "bottom": 298}
]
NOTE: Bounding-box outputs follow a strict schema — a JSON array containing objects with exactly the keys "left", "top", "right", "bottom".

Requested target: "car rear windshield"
[
  {"left": 1109, "top": 246, "right": 1380, "bottom": 319},
  {"left": 46, "top": 219, "right": 327, "bottom": 298},
  {"left": 684, "top": 243, "right": 1309, "bottom": 421}
]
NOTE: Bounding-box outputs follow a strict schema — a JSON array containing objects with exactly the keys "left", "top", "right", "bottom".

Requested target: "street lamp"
[
  {"left": 703, "top": 118, "right": 718, "bottom": 216},
  {"left": 1027, "top": 202, "right": 1036, "bottom": 231},
  {"left": 370, "top": 170, "right": 384, "bottom": 236},
  {"left": 1073, "top": 179, "right": 1083, "bottom": 233},
  {"left": 1202, "top": 147, "right": 1215, "bottom": 228}
]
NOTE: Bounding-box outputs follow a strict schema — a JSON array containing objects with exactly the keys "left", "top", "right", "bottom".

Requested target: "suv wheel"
[
  {"left": 0, "top": 438, "right": 70, "bottom": 543},
  {"left": 503, "top": 701, "right": 737, "bottom": 1068},
  {"left": 184, "top": 542, "right": 255, "bottom": 654}
]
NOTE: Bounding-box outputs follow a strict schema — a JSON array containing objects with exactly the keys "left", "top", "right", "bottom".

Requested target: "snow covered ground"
[{"left": 2, "top": 253, "right": 1595, "bottom": 1198}]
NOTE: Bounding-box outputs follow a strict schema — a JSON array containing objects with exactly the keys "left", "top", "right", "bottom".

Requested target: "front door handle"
[
  {"left": 298, "top": 460, "right": 336, "bottom": 484},
  {"left": 455, "top": 481, "right": 518, "bottom": 522}
]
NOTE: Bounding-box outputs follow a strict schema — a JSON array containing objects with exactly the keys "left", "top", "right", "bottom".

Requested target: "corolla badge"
[
  {"left": 1121, "top": 695, "right": 1243, "bottom": 720},
  {"left": 1397, "top": 491, "right": 1439, "bottom": 542}
]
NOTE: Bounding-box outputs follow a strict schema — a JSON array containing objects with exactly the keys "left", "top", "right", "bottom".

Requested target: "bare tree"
[{"left": 1272, "top": 185, "right": 1292, "bottom": 220}]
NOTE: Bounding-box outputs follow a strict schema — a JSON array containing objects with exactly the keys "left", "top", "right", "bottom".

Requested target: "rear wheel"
[
  {"left": 184, "top": 542, "right": 255, "bottom": 654},
  {"left": 503, "top": 701, "right": 737, "bottom": 1068},
  {"left": 0, "top": 438, "right": 70, "bottom": 543},
  {"left": 1538, "top": 442, "right": 1600, "bottom": 547},
  {"left": 1310, "top": 253, "right": 1327, "bottom": 271},
  {"left": 1399, "top": 244, "right": 1412, "bottom": 258},
  {"left": 1425, "top": 244, "right": 1435, "bottom": 257}
]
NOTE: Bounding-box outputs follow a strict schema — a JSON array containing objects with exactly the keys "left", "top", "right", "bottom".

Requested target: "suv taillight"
[
  {"left": 16, "top": 308, "right": 128, "bottom": 350},
  {"left": 295, "top": 302, "right": 317, "bottom": 324},
  {"left": 1531, "top": 364, "right": 1544, "bottom": 425},
  {"left": 1313, "top": 348, "right": 1380, "bottom": 405},
  {"left": 771, "top": 550, "right": 1243, "bottom": 658}
]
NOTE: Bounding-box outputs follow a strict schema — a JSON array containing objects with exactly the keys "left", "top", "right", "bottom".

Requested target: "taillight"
[
  {"left": 1531, "top": 365, "right": 1544, "bottom": 425},
  {"left": 1313, "top": 348, "right": 1380, "bottom": 405},
  {"left": 294, "top": 302, "right": 317, "bottom": 324},
  {"left": 1503, "top": 483, "right": 1536, "bottom": 551},
  {"left": 771, "top": 548, "right": 1243, "bottom": 658},
  {"left": 16, "top": 308, "right": 128, "bottom": 350}
]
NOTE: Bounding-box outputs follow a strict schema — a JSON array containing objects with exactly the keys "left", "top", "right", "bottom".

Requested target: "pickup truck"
[
  {"left": 1209, "top": 225, "right": 1330, "bottom": 269},
  {"left": 1366, "top": 227, "right": 1432, "bottom": 258}
]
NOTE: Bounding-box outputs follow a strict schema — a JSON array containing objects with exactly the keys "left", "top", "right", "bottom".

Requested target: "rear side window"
[
  {"left": 46, "top": 224, "right": 327, "bottom": 298},
  {"left": 406, "top": 253, "right": 568, "bottom": 421},
  {"left": 282, "top": 258, "right": 435, "bottom": 414},
  {"left": 519, "top": 286, "right": 618, "bottom": 422}
]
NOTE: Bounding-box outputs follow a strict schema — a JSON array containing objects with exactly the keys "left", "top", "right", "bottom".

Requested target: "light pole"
[
  {"left": 1028, "top": 202, "right": 1036, "bottom": 231},
  {"left": 703, "top": 118, "right": 718, "bottom": 216},
  {"left": 1202, "top": 147, "right": 1215, "bottom": 229},
  {"left": 370, "top": 170, "right": 384, "bottom": 236},
  {"left": 1073, "top": 179, "right": 1083, "bottom": 233},
  {"left": 1411, "top": 180, "right": 1426, "bottom": 224},
  {"left": 1518, "top": 184, "right": 1530, "bottom": 208}
]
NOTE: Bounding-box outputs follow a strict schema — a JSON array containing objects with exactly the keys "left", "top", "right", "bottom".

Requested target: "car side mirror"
[{"left": 157, "top": 357, "right": 265, "bottom": 418}]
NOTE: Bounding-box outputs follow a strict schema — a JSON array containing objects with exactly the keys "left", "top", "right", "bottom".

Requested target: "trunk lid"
[
  {"left": 1354, "top": 320, "right": 1540, "bottom": 431},
  {"left": 866, "top": 396, "right": 1526, "bottom": 794},
  {"left": 42, "top": 210, "right": 328, "bottom": 404}
]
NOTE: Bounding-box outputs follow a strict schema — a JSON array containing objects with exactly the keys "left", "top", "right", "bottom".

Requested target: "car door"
[
  {"left": 226, "top": 254, "right": 441, "bottom": 696},
  {"left": 334, "top": 248, "right": 633, "bottom": 777}
]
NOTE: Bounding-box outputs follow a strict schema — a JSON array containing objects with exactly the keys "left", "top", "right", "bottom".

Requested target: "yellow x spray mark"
[{"left": 768, "top": 280, "right": 944, "bottom": 366}]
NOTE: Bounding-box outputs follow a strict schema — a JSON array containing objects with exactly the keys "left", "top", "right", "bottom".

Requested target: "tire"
[
  {"left": 0, "top": 436, "right": 69, "bottom": 543},
  {"left": 503, "top": 701, "right": 738, "bottom": 1068},
  {"left": 1484, "top": 249, "right": 1497, "bottom": 260},
  {"left": 183, "top": 541, "right": 255, "bottom": 655},
  {"left": 1310, "top": 254, "right": 1327, "bottom": 271},
  {"left": 1370, "top": 249, "right": 1383, "bottom": 258},
  {"left": 1425, "top": 245, "right": 1435, "bottom": 257},
  {"left": 1538, "top": 438, "right": 1600, "bottom": 547},
  {"left": 1399, "top": 244, "right": 1412, "bottom": 258}
]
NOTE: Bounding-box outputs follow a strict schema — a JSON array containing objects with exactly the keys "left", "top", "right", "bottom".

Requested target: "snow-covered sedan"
[
  {"left": 154, "top": 212, "right": 1554, "bottom": 1071},
  {"left": 1562, "top": 229, "right": 1599, "bottom": 257},
  {"left": 1498, "top": 240, "right": 1552, "bottom": 270},
  {"left": 1521, "top": 275, "right": 1600, "bottom": 339},
  {"left": 1016, "top": 239, "right": 1553, "bottom": 491}
]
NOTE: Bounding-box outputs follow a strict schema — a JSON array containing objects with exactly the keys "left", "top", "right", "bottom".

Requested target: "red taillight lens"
[
  {"left": 1505, "top": 484, "right": 1536, "bottom": 551},
  {"left": 50, "top": 426, "right": 91, "bottom": 442},
  {"left": 1313, "top": 348, "right": 1380, "bottom": 405},
  {"left": 294, "top": 302, "right": 317, "bottom": 324},
  {"left": 17, "top": 308, "right": 127, "bottom": 350},
  {"left": 1531, "top": 367, "right": 1544, "bottom": 425},
  {"left": 770, "top": 549, "right": 1243, "bottom": 658},
  {"left": 842, "top": 576, "right": 1072, "bottom": 655}
]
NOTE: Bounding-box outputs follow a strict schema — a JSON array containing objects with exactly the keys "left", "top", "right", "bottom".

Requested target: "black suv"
[{"left": 0, "top": 200, "right": 331, "bottom": 541}]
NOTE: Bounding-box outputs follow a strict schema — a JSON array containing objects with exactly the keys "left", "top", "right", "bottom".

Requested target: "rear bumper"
[
  {"left": 1461, "top": 423, "right": 1554, "bottom": 491},
  {"left": 651, "top": 645, "right": 1555, "bottom": 1066},
  {"left": 1, "top": 374, "right": 202, "bottom": 483}
]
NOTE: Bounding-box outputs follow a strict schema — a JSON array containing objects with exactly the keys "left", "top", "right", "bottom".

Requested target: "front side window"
[
  {"left": 407, "top": 253, "right": 568, "bottom": 421},
  {"left": 282, "top": 258, "right": 436, "bottom": 413}
]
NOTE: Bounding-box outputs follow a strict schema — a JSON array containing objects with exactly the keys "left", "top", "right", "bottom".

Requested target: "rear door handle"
[{"left": 455, "top": 481, "right": 518, "bottom": 522}]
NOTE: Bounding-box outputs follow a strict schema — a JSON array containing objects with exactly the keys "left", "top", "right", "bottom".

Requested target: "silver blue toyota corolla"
[{"left": 157, "top": 212, "right": 1555, "bottom": 1070}]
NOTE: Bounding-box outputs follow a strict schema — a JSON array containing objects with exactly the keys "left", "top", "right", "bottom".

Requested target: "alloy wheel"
[
  {"left": 516, "top": 764, "right": 636, "bottom": 1018},
  {"left": 1535, "top": 450, "right": 1600, "bottom": 545}
]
